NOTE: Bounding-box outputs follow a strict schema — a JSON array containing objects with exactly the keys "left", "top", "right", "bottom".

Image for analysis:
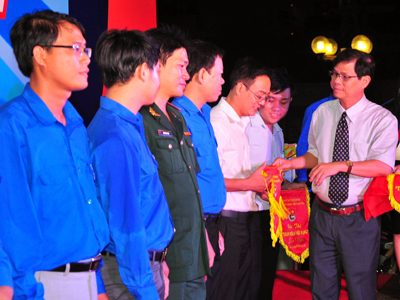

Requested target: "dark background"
[{"left": 70, "top": 0, "right": 400, "bottom": 143}]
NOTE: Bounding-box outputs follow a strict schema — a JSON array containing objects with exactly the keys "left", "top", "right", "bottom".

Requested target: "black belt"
[
  {"left": 316, "top": 197, "right": 364, "bottom": 216},
  {"left": 220, "top": 210, "right": 260, "bottom": 222},
  {"left": 102, "top": 250, "right": 167, "bottom": 263},
  {"left": 149, "top": 249, "right": 167, "bottom": 263},
  {"left": 204, "top": 213, "right": 221, "bottom": 224},
  {"left": 50, "top": 254, "right": 102, "bottom": 272}
]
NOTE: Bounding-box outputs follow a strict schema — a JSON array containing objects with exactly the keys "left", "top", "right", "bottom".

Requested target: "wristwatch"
[{"left": 346, "top": 160, "right": 353, "bottom": 174}]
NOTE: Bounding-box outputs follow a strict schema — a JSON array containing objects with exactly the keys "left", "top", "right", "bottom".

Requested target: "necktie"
[{"left": 328, "top": 112, "right": 349, "bottom": 208}]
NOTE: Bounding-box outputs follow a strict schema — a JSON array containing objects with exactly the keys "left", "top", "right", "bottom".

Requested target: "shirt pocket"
[
  {"left": 38, "top": 165, "right": 74, "bottom": 217},
  {"left": 195, "top": 141, "right": 212, "bottom": 170},
  {"left": 39, "top": 164, "right": 72, "bottom": 186},
  {"left": 351, "top": 142, "right": 369, "bottom": 161},
  {"left": 155, "top": 137, "right": 184, "bottom": 174},
  {"left": 166, "top": 216, "right": 193, "bottom": 268}
]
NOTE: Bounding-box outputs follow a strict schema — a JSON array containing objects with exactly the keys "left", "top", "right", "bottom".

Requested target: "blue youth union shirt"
[
  {"left": 172, "top": 96, "right": 226, "bottom": 214},
  {"left": 0, "top": 238, "right": 12, "bottom": 288},
  {"left": 0, "top": 84, "right": 110, "bottom": 299},
  {"left": 88, "top": 97, "right": 175, "bottom": 300}
]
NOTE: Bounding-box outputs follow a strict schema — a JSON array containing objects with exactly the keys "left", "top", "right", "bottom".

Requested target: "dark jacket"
[{"left": 139, "top": 102, "right": 210, "bottom": 282}]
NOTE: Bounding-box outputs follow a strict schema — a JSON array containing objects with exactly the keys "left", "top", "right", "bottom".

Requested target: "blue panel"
[
  {"left": 0, "top": 0, "right": 68, "bottom": 101},
  {"left": 41, "top": 0, "right": 68, "bottom": 14},
  {"left": 0, "top": 0, "right": 50, "bottom": 47},
  {"left": 0, "top": 58, "right": 24, "bottom": 104}
]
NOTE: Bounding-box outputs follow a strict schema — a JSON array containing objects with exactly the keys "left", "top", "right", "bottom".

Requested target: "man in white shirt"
[
  {"left": 274, "top": 49, "right": 398, "bottom": 300},
  {"left": 210, "top": 57, "right": 271, "bottom": 300},
  {"left": 246, "top": 68, "right": 306, "bottom": 300}
]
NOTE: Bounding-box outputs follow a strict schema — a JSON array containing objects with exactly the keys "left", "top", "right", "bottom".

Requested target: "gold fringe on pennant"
[
  {"left": 269, "top": 210, "right": 281, "bottom": 247},
  {"left": 277, "top": 188, "right": 311, "bottom": 263},
  {"left": 267, "top": 181, "right": 282, "bottom": 247},
  {"left": 266, "top": 178, "right": 286, "bottom": 247},
  {"left": 387, "top": 174, "right": 400, "bottom": 213}
]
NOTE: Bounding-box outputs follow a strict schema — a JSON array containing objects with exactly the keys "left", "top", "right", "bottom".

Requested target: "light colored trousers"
[{"left": 35, "top": 269, "right": 97, "bottom": 300}]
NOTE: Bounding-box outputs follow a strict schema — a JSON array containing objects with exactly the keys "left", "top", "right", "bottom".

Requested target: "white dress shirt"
[
  {"left": 308, "top": 95, "right": 398, "bottom": 205},
  {"left": 246, "top": 112, "right": 288, "bottom": 210},
  {"left": 210, "top": 97, "right": 258, "bottom": 212}
]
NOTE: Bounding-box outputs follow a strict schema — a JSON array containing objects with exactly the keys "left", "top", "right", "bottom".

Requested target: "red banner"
[
  {"left": 280, "top": 189, "right": 310, "bottom": 263},
  {"left": 262, "top": 166, "right": 287, "bottom": 246},
  {"left": 364, "top": 176, "right": 393, "bottom": 221},
  {"left": 363, "top": 174, "right": 400, "bottom": 221}
]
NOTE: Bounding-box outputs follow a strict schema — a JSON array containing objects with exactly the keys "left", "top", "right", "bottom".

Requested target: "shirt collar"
[
  {"left": 248, "top": 112, "right": 282, "bottom": 133},
  {"left": 273, "top": 123, "right": 282, "bottom": 133},
  {"left": 249, "top": 112, "right": 265, "bottom": 127},
  {"left": 23, "top": 83, "right": 82, "bottom": 127},
  {"left": 337, "top": 94, "right": 368, "bottom": 124},
  {"left": 173, "top": 95, "right": 201, "bottom": 116},
  {"left": 219, "top": 97, "right": 250, "bottom": 127},
  {"left": 100, "top": 96, "right": 141, "bottom": 125}
]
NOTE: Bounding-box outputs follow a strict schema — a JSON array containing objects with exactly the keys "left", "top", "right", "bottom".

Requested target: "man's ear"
[
  {"left": 235, "top": 82, "right": 245, "bottom": 95},
  {"left": 361, "top": 75, "right": 371, "bottom": 89},
  {"left": 32, "top": 46, "right": 47, "bottom": 67},
  {"left": 135, "top": 62, "right": 148, "bottom": 82},
  {"left": 198, "top": 68, "right": 207, "bottom": 84}
]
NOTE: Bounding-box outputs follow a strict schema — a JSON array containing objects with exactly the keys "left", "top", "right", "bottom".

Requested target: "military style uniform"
[{"left": 140, "top": 103, "right": 210, "bottom": 284}]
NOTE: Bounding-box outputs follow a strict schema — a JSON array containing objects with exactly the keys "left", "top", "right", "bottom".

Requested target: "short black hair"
[
  {"left": 187, "top": 40, "right": 224, "bottom": 80},
  {"left": 269, "top": 68, "right": 295, "bottom": 96},
  {"left": 95, "top": 29, "right": 159, "bottom": 88},
  {"left": 333, "top": 48, "right": 375, "bottom": 80},
  {"left": 10, "top": 9, "right": 86, "bottom": 77},
  {"left": 145, "top": 26, "right": 189, "bottom": 66},
  {"left": 229, "top": 57, "right": 270, "bottom": 90}
]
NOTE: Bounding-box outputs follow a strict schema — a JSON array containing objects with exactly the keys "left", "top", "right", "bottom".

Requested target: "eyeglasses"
[
  {"left": 329, "top": 70, "right": 358, "bottom": 82},
  {"left": 39, "top": 44, "right": 92, "bottom": 58},
  {"left": 243, "top": 83, "right": 269, "bottom": 103}
]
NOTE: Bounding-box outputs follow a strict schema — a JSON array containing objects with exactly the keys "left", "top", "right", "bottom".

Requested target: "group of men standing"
[{"left": 0, "top": 8, "right": 398, "bottom": 300}]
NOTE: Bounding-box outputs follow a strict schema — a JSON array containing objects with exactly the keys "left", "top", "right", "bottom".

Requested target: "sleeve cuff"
[
  {"left": 130, "top": 284, "right": 159, "bottom": 300},
  {"left": 296, "top": 169, "right": 308, "bottom": 183},
  {"left": 0, "top": 264, "right": 13, "bottom": 288}
]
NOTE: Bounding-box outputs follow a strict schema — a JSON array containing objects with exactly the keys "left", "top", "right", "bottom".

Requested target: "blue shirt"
[
  {"left": 172, "top": 96, "right": 226, "bottom": 214},
  {"left": 296, "top": 95, "right": 335, "bottom": 182},
  {"left": 0, "top": 239, "right": 12, "bottom": 288},
  {"left": 88, "top": 97, "right": 175, "bottom": 300},
  {"left": 0, "top": 84, "right": 110, "bottom": 299}
]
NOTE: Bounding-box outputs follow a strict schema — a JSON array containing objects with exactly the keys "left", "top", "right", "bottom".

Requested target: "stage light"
[
  {"left": 351, "top": 35, "right": 373, "bottom": 53},
  {"left": 325, "top": 39, "right": 338, "bottom": 55},
  {"left": 311, "top": 36, "right": 329, "bottom": 54}
]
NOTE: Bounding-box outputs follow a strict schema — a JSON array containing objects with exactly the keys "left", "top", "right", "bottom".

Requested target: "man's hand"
[
  {"left": 205, "top": 229, "right": 215, "bottom": 268},
  {"left": 162, "top": 261, "right": 169, "bottom": 300},
  {"left": 98, "top": 293, "right": 109, "bottom": 300},
  {"left": 394, "top": 165, "right": 400, "bottom": 174},
  {"left": 272, "top": 158, "right": 292, "bottom": 172},
  {"left": 247, "top": 162, "right": 269, "bottom": 193},
  {"left": 0, "top": 286, "right": 13, "bottom": 300},
  {"left": 259, "top": 190, "right": 269, "bottom": 202},
  {"left": 218, "top": 231, "right": 225, "bottom": 256},
  {"left": 309, "top": 162, "right": 346, "bottom": 186}
]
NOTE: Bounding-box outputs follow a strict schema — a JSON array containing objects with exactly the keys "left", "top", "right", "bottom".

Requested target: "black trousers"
[
  {"left": 309, "top": 201, "right": 381, "bottom": 300},
  {"left": 254, "top": 211, "right": 280, "bottom": 300},
  {"left": 217, "top": 212, "right": 262, "bottom": 300},
  {"left": 205, "top": 217, "right": 221, "bottom": 300}
]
